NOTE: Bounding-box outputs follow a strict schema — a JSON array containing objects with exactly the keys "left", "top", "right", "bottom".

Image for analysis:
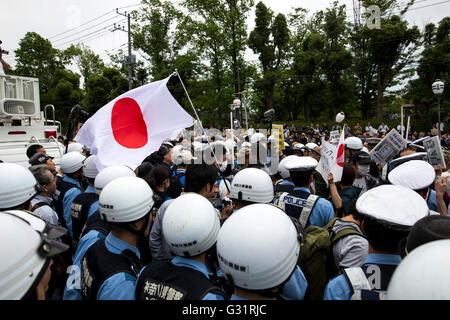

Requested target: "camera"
[
  {"left": 71, "top": 104, "right": 90, "bottom": 122},
  {"left": 262, "top": 108, "right": 275, "bottom": 123}
]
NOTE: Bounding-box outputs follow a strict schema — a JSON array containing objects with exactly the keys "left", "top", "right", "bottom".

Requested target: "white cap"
[
  {"left": 336, "top": 112, "right": 345, "bottom": 123},
  {"left": 278, "top": 155, "right": 298, "bottom": 179},
  {"left": 388, "top": 160, "right": 435, "bottom": 190},
  {"left": 284, "top": 156, "right": 318, "bottom": 172},
  {"left": 356, "top": 184, "right": 429, "bottom": 228},
  {"left": 344, "top": 137, "right": 363, "bottom": 150},
  {"left": 241, "top": 142, "right": 251, "bottom": 148},
  {"left": 388, "top": 239, "right": 450, "bottom": 300}
]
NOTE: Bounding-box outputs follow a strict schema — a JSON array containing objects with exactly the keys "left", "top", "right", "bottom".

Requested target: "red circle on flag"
[
  {"left": 111, "top": 97, "right": 148, "bottom": 149},
  {"left": 337, "top": 144, "right": 345, "bottom": 167}
]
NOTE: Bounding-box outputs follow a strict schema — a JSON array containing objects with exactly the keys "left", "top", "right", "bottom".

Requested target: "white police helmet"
[
  {"left": 99, "top": 176, "right": 154, "bottom": 223},
  {"left": 388, "top": 160, "right": 435, "bottom": 191},
  {"left": 0, "top": 163, "right": 37, "bottom": 209},
  {"left": 67, "top": 142, "right": 85, "bottom": 154},
  {"left": 60, "top": 152, "right": 86, "bottom": 174},
  {"left": 94, "top": 165, "right": 136, "bottom": 196},
  {"left": 388, "top": 239, "right": 450, "bottom": 300},
  {"left": 230, "top": 168, "right": 274, "bottom": 203},
  {"left": 82, "top": 155, "right": 98, "bottom": 179},
  {"left": 217, "top": 204, "right": 299, "bottom": 290},
  {"left": 0, "top": 211, "right": 68, "bottom": 299},
  {"left": 163, "top": 193, "right": 220, "bottom": 257}
]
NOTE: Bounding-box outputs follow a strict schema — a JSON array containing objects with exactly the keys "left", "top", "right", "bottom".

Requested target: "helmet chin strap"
[{"left": 121, "top": 211, "right": 151, "bottom": 238}]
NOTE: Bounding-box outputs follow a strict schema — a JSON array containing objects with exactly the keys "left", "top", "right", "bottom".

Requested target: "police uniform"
[
  {"left": 56, "top": 175, "right": 84, "bottom": 239},
  {"left": 63, "top": 214, "right": 111, "bottom": 300},
  {"left": 323, "top": 184, "right": 430, "bottom": 300},
  {"left": 80, "top": 233, "right": 143, "bottom": 300},
  {"left": 135, "top": 256, "right": 226, "bottom": 300},
  {"left": 276, "top": 157, "right": 334, "bottom": 228},
  {"left": 70, "top": 185, "right": 99, "bottom": 247}
]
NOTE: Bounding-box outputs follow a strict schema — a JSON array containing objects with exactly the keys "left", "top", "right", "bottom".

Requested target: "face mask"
[{"left": 358, "top": 165, "right": 370, "bottom": 176}]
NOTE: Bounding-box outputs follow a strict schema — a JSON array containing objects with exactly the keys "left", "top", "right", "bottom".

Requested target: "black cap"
[
  {"left": 351, "top": 151, "right": 371, "bottom": 165},
  {"left": 29, "top": 152, "right": 53, "bottom": 166},
  {"left": 399, "top": 215, "right": 450, "bottom": 258}
]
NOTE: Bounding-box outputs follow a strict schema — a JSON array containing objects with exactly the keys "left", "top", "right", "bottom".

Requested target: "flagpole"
[{"left": 174, "top": 69, "right": 231, "bottom": 195}]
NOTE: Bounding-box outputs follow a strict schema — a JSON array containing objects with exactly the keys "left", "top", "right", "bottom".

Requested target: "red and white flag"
[{"left": 75, "top": 75, "right": 194, "bottom": 170}]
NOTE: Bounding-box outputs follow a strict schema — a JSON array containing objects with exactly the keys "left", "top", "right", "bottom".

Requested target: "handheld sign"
[
  {"left": 272, "top": 124, "right": 285, "bottom": 150},
  {"left": 423, "top": 136, "right": 446, "bottom": 168},
  {"left": 369, "top": 129, "right": 407, "bottom": 166}
]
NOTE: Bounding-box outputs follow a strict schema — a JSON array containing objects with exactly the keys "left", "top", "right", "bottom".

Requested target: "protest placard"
[
  {"left": 272, "top": 124, "right": 285, "bottom": 150},
  {"left": 423, "top": 136, "right": 446, "bottom": 168},
  {"left": 369, "top": 129, "right": 407, "bottom": 166},
  {"left": 317, "top": 129, "right": 345, "bottom": 185}
]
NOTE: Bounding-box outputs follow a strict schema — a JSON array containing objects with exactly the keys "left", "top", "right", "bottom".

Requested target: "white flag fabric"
[
  {"left": 75, "top": 75, "right": 194, "bottom": 170},
  {"left": 317, "top": 126, "right": 345, "bottom": 185}
]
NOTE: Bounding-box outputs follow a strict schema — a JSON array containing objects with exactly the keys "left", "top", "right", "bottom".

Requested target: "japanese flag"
[{"left": 75, "top": 75, "right": 194, "bottom": 170}]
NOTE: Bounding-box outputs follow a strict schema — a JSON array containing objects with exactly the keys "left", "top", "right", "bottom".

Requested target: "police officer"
[
  {"left": 70, "top": 155, "right": 99, "bottom": 248},
  {"left": 388, "top": 159, "right": 442, "bottom": 215},
  {"left": 63, "top": 165, "right": 136, "bottom": 300},
  {"left": 273, "top": 155, "right": 297, "bottom": 202},
  {"left": 344, "top": 137, "right": 363, "bottom": 164},
  {"left": 277, "top": 157, "right": 335, "bottom": 228},
  {"left": 229, "top": 168, "right": 274, "bottom": 213},
  {"left": 216, "top": 204, "right": 306, "bottom": 300},
  {"left": 324, "top": 184, "right": 429, "bottom": 300},
  {"left": 136, "top": 193, "right": 226, "bottom": 300},
  {"left": 0, "top": 210, "right": 69, "bottom": 300},
  {"left": 227, "top": 169, "right": 309, "bottom": 300},
  {"left": 80, "top": 176, "right": 154, "bottom": 300},
  {"left": 56, "top": 152, "right": 86, "bottom": 239},
  {"left": 388, "top": 239, "right": 450, "bottom": 299}
]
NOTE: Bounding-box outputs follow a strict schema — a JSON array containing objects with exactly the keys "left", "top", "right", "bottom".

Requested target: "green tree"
[{"left": 248, "top": 2, "right": 289, "bottom": 111}]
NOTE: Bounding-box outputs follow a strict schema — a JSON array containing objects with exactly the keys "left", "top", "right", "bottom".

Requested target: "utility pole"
[{"left": 113, "top": 9, "right": 136, "bottom": 91}]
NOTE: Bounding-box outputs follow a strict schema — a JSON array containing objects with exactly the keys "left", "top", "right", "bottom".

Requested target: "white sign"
[
  {"left": 330, "top": 130, "right": 340, "bottom": 145},
  {"left": 317, "top": 129, "right": 345, "bottom": 186},
  {"left": 369, "top": 129, "right": 407, "bottom": 166},
  {"left": 423, "top": 136, "right": 446, "bottom": 168}
]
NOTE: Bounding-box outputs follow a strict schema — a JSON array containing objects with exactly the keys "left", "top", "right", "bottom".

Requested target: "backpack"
[{"left": 298, "top": 218, "right": 365, "bottom": 300}]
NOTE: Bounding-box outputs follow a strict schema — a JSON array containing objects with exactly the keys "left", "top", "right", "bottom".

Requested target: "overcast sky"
[{"left": 2, "top": 0, "right": 450, "bottom": 71}]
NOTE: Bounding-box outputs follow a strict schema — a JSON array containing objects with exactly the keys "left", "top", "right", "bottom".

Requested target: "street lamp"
[{"left": 432, "top": 79, "right": 445, "bottom": 140}]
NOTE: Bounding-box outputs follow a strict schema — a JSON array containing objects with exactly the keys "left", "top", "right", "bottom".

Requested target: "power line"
[{"left": 47, "top": 3, "right": 141, "bottom": 40}]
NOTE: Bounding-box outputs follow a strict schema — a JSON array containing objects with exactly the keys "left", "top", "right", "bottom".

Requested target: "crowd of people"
[{"left": 1, "top": 121, "right": 450, "bottom": 301}]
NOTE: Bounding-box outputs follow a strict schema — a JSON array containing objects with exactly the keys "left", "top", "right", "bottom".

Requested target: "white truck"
[{"left": 0, "top": 74, "right": 65, "bottom": 168}]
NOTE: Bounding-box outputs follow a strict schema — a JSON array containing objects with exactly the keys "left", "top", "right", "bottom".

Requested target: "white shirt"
[
  {"left": 353, "top": 177, "right": 368, "bottom": 194},
  {"left": 0, "top": 62, "right": 4, "bottom": 76},
  {"left": 31, "top": 194, "right": 59, "bottom": 226},
  {"left": 378, "top": 125, "right": 389, "bottom": 133}
]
